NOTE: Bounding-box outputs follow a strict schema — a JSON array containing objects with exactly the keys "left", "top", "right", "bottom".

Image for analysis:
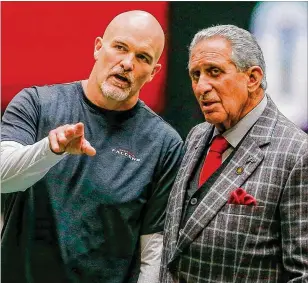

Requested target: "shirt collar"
[{"left": 212, "top": 94, "right": 268, "bottom": 148}]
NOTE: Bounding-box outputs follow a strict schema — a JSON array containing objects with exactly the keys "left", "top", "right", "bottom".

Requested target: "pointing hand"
[{"left": 48, "top": 122, "right": 96, "bottom": 156}]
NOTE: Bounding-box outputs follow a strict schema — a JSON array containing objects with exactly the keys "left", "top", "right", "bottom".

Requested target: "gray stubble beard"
[{"left": 100, "top": 82, "right": 132, "bottom": 102}]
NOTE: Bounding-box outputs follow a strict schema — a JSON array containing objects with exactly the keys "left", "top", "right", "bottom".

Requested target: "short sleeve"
[
  {"left": 1, "top": 87, "right": 40, "bottom": 145},
  {"left": 140, "top": 139, "right": 184, "bottom": 235}
]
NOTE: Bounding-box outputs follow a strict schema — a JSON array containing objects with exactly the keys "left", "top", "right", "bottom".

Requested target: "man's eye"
[
  {"left": 115, "top": 45, "right": 125, "bottom": 51},
  {"left": 210, "top": 68, "right": 221, "bottom": 77},
  {"left": 191, "top": 71, "right": 200, "bottom": 81},
  {"left": 137, "top": 54, "right": 149, "bottom": 63}
]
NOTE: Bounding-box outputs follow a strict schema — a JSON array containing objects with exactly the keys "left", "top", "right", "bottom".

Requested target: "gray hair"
[{"left": 189, "top": 25, "right": 267, "bottom": 90}]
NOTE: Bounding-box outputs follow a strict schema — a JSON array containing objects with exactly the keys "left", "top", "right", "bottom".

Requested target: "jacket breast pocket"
[
  {"left": 217, "top": 204, "right": 269, "bottom": 236},
  {"left": 221, "top": 204, "right": 265, "bottom": 216}
]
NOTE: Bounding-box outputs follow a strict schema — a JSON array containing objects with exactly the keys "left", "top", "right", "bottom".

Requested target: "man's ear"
[
  {"left": 247, "top": 66, "right": 263, "bottom": 92},
  {"left": 94, "top": 37, "right": 103, "bottom": 60},
  {"left": 147, "top": 64, "right": 162, "bottom": 82}
]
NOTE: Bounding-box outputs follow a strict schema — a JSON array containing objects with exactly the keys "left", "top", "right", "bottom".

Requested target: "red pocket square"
[{"left": 228, "top": 188, "right": 257, "bottom": 206}]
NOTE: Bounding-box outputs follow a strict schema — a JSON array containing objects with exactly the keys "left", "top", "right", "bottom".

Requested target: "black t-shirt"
[{"left": 1, "top": 82, "right": 183, "bottom": 283}]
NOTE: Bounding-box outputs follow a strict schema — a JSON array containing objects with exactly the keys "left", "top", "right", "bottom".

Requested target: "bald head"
[{"left": 102, "top": 10, "right": 165, "bottom": 62}]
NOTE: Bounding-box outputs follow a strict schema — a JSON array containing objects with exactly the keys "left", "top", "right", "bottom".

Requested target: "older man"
[
  {"left": 1, "top": 10, "right": 183, "bottom": 283},
  {"left": 160, "top": 25, "right": 308, "bottom": 282}
]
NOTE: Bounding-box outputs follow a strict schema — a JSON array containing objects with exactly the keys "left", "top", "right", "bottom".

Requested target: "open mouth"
[
  {"left": 114, "top": 74, "right": 130, "bottom": 83},
  {"left": 201, "top": 101, "right": 217, "bottom": 113},
  {"left": 202, "top": 102, "right": 215, "bottom": 107}
]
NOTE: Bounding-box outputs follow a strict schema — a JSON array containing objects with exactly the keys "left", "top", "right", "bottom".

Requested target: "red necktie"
[{"left": 198, "top": 135, "right": 229, "bottom": 187}]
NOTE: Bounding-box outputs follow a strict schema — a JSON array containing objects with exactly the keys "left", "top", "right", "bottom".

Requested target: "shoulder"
[
  {"left": 255, "top": 95, "right": 307, "bottom": 156},
  {"left": 137, "top": 101, "right": 183, "bottom": 145},
  {"left": 11, "top": 81, "right": 80, "bottom": 105},
  {"left": 32, "top": 81, "right": 81, "bottom": 101},
  {"left": 275, "top": 111, "right": 308, "bottom": 154}
]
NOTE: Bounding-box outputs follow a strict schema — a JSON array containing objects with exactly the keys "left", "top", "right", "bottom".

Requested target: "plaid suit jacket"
[{"left": 160, "top": 96, "right": 308, "bottom": 283}]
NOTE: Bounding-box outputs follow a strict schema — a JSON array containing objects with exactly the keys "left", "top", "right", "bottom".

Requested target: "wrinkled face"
[
  {"left": 94, "top": 25, "right": 161, "bottom": 102},
  {"left": 189, "top": 37, "right": 254, "bottom": 131}
]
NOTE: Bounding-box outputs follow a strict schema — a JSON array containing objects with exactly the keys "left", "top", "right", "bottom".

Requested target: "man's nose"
[
  {"left": 120, "top": 54, "right": 134, "bottom": 72},
  {"left": 195, "top": 76, "right": 212, "bottom": 97}
]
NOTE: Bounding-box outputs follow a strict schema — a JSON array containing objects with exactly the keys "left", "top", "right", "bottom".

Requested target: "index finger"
[
  {"left": 73, "top": 122, "right": 84, "bottom": 137},
  {"left": 64, "top": 122, "right": 84, "bottom": 140}
]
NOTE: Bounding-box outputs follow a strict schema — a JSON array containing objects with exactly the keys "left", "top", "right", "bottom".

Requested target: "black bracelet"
[{"left": 50, "top": 147, "right": 66, "bottom": 155}]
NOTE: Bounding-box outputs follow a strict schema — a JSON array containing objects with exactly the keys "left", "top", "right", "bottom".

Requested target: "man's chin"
[
  {"left": 104, "top": 93, "right": 129, "bottom": 102},
  {"left": 101, "top": 84, "right": 131, "bottom": 102}
]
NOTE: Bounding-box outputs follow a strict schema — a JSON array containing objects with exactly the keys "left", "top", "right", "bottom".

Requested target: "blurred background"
[
  {"left": 2, "top": 1, "right": 307, "bottom": 139},
  {"left": 1, "top": 1, "right": 307, "bottom": 228}
]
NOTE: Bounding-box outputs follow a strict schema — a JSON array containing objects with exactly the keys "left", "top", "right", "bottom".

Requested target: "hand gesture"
[{"left": 48, "top": 122, "right": 96, "bottom": 156}]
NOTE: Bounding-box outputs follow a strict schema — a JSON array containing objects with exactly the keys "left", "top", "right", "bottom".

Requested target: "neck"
[{"left": 82, "top": 73, "right": 139, "bottom": 111}]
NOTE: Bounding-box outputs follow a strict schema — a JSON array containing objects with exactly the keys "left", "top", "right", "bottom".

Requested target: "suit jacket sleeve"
[{"left": 280, "top": 151, "right": 308, "bottom": 282}]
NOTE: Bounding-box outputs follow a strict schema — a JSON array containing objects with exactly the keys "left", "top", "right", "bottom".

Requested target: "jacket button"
[{"left": 190, "top": 198, "right": 198, "bottom": 205}]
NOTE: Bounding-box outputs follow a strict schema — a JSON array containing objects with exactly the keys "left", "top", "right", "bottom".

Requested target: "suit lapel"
[
  {"left": 171, "top": 136, "right": 264, "bottom": 261},
  {"left": 166, "top": 124, "right": 214, "bottom": 260},
  {"left": 170, "top": 95, "right": 279, "bottom": 263}
]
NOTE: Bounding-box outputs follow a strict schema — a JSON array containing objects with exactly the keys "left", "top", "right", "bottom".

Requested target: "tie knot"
[{"left": 210, "top": 135, "right": 229, "bottom": 154}]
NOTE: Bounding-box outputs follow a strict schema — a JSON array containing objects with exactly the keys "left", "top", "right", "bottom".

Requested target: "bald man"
[{"left": 1, "top": 10, "right": 183, "bottom": 283}]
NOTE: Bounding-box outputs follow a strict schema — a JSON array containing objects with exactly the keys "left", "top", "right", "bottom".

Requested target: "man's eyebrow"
[
  {"left": 188, "top": 67, "right": 197, "bottom": 74},
  {"left": 113, "top": 40, "right": 128, "bottom": 47},
  {"left": 113, "top": 40, "right": 154, "bottom": 62}
]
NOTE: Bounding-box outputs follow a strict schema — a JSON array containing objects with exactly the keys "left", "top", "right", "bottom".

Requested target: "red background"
[{"left": 1, "top": 2, "right": 169, "bottom": 112}]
